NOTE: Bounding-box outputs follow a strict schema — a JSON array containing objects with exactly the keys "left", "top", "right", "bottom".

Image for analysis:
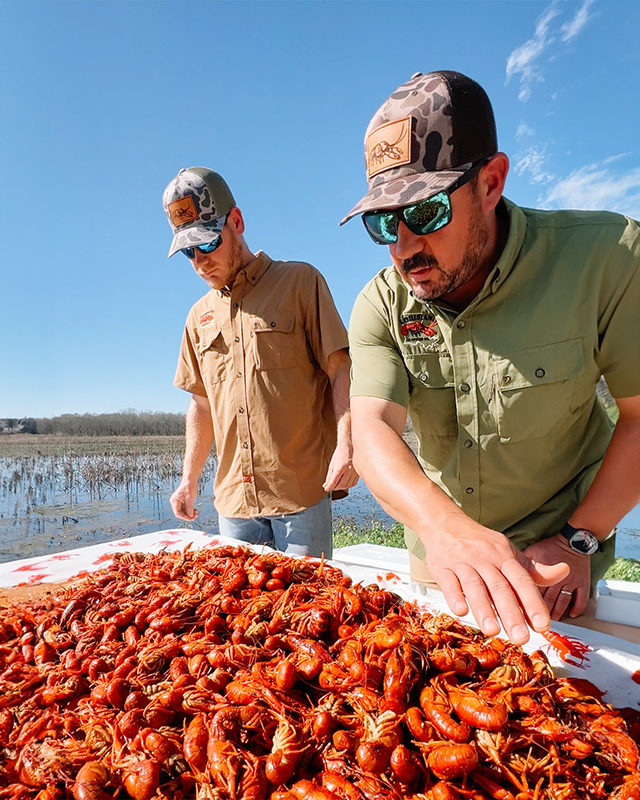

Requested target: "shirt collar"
[{"left": 241, "top": 250, "right": 272, "bottom": 287}]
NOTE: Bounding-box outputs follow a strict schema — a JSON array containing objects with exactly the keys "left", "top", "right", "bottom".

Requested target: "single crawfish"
[
  {"left": 266, "top": 713, "right": 308, "bottom": 785},
  {"left": 420, "top": 686, "right": 471, "bottom": 743},
  {"left": 447, "top": 685, "right": 508, "bottom": 731},
  {"left": 426, "top": 741, "right": 478, "bottom": 780}
]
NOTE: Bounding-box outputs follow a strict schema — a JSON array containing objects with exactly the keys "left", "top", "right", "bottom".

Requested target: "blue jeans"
[{"left": 217, "top": 495, "right": 332, "bottom": 558}]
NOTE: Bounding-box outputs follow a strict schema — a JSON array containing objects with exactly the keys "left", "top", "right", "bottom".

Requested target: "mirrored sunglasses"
[
  {"left": 181, "top": 236, "right": 223, "bottom": 260},
  {"left": 362, "top": 158, "right": 490, "bottom": 245}
]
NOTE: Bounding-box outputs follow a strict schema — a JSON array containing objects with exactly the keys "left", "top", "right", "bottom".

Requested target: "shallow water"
[{"left": 1, "top": 454, "right": 638, "bottom": 564}]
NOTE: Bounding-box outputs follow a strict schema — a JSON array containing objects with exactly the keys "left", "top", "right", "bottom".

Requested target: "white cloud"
[
  {"left": 539, "top": 159, "right": 640, "bottom": 218},
  {"left": 516, "top": 122, "right": 535, "bottom": 142},
  {"left": 506, "top": 0, "right": 596, "bottom": 102},
  {"left": 561, "top": 0, "right": 595, "bottom": 42},
  {"left": 515, "top": 144, "right": 556, "bottom": 185},
  {"left": 505, "top": 3, "right": 560, "bottom": 102}
]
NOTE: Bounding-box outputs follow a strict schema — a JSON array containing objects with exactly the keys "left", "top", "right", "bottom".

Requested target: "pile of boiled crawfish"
[{"left": 0, "top": 545, "right": 639, "bottom": 800}]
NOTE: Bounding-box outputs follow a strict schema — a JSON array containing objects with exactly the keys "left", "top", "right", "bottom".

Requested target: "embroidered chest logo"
[
  {"left": 199, "top": 311, "right": 216, "bottom": 328},
  {"left": 400, "top": 314, "right": 438, "bottom": 340}
]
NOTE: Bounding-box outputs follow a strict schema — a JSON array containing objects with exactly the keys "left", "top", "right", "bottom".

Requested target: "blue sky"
[{"left": 1, "top": 0, "right": 638, "bottom": 418}]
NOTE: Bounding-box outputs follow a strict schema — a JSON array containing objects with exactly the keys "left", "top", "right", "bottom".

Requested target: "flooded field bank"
[{"left": 1, "top": 434, "right": 639, "bottom": 565}]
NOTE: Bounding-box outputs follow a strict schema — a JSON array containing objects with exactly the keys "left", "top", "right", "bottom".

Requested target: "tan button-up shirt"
[{"left": 174, "top": 252, "right": 348, "bottom": 517}]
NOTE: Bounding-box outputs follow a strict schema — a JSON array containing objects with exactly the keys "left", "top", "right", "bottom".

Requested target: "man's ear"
[
  {"left": 479, "top": 152, "right": 509, "bottom": 213},
  {"left": 227, "top": 206, "right": 245, "bottom": 235}
]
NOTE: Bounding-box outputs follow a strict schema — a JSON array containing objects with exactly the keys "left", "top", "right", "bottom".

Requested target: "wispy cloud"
[
  {"left": 505, "top": 0, "right": 595, "bottom": 102},
  {"left": 561, "top": 0, "right": 596, "bottom": 42},
  {"left": 505, "top": 3, "right": 560, "bottom": 102},
  {"left": 515, "top": 144, "right": 556, "bottom": 185},
  {"left": 539, "top": 159, "right": 640, "bottom": 218},
  {"left": 516, "top": 122, "right": 535, "bottom": 142}
]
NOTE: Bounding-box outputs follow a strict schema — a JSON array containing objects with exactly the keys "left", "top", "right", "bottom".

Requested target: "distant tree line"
[{"left": 0, "top": 411, "right": 186, "bottom": 436}]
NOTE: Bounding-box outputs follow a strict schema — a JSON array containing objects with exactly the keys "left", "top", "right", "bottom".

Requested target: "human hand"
[
  {"left": 422, "top": 522, "right": 571, "bottom": 645},
  {"left": 523, "top": 535, "right": 591, "bottom": 621},
  {"left": 322, "top": 445, "right": 359, "bottom": 492},
  {"left": 170, "top": 481, "right": 199, "bottom": 521}
]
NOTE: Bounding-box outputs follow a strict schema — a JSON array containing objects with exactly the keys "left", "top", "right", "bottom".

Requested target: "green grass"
[
  {"left": 332, "top": 517, "right": 405, "bottom": 549},
  {"left": 603, "top": 557, "right": 640, "bottom": 583}
]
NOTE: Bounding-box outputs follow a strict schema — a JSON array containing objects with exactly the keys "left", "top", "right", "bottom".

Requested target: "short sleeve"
[
  {"left": 173, "top": 312, "right": 208, "bottom": 397},
  {"left": 301, "top": 268, "right": 349, "bottom": 372},
  {"left": 596, "top": 220, "right": 640, "bottom": 398},
  {"left": 348, "top": 286, "right": 411, "bottom": 407}
]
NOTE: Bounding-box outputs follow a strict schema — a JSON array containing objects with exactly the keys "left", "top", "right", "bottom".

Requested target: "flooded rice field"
[
  {"left": 1, "top": 435, "right": 638, "bottom": 565},
  {"left": 0, "top": 435, "right": 393, "bottom": 563}
]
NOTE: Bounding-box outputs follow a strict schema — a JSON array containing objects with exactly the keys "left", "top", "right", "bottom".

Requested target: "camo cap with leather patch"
[
  {"left": 163, "top": 167, "right": 236, "bottom": 257},
  {"left": 340, "top": 71, "right": 497, "bottom": 225}
]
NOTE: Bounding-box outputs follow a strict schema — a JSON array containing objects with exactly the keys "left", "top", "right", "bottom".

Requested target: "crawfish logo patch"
[
  {"left": 168, "top": 196, "right": 199, "bottom": 227},
  {"left": 199, "top": 311, "right": 216, "bottom": 328},
  {"left": 400, "top": 314, "right": 438, "bottom": 341},
  {"left": 367, "top": 117, "right": 411, "bottom": 178}
]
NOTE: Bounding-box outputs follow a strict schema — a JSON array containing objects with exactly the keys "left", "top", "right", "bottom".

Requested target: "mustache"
[{"left": 400, "top": 254, "right": 439, "bottom": 275}]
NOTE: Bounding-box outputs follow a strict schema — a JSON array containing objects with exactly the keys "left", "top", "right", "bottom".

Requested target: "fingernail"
[
  {"left": 532, "top": 614, "right": 548, "bottom": 630},
  {"left": 512, "top": 625, "right": 528, "bottom": 641},
  {"left": 482, "top": 619, "right": 500, "bottom": 635}
]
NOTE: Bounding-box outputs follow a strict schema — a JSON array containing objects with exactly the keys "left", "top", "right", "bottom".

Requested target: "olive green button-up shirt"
[
  {"left": 349, "top": 199, "right": 640, "bottom": 562},
  {"left": 175, "top": 252, "right": 348, "bottom": 518}
]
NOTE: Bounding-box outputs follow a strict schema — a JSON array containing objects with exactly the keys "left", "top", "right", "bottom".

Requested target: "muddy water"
[{"left": 1, "top": 452, "right": 638, "bottom": 564}]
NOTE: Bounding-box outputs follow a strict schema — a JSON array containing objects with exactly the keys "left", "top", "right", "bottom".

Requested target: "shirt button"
[
  {"left": 502, "top": 375, "right": 512, "bottom": 385},
  {"left": 535, "top": 368, "right": 546, "bottom": 378},
  {"left": 242, "top": 442, "right": 249, "bottom": 449},
  {"left": 460, "top": 382, "right": 470, "bottom": 393},
  {"left": 236, "top": 371, "right": 242, "bottom": 378},
  {"left": 234, "top": 336, "right": 240, "bottom": 342},
  {"left": 464, "top": 439, "right": 473, "bottom": 448},
  {"left": 238, "top": 407, "right": 244, "bottom": 413},
  {"left": 270, "top": 322, "right": 276, "bottom": 328},
  {"left": 456, "top": 320, "right": 466, "bottom": 329},
  {"left": 233, "top": 303, "right": 239, "bottom": 308},
  {"left": 244, "top": 476, "right": 251, "bottom": 482},
  {"left": 465, "top": 487, "right": 474, "bottom": 494},
  {"left": 419, "top": 373, "right": 427, "bottom": 381}
]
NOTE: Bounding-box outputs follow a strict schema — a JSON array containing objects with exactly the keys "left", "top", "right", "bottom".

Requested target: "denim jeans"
[{"left": 217, "top": 494, "right": 332, "bottom": 558}]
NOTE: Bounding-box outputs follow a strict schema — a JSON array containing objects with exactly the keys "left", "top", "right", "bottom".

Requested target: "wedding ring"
[{"left": 560, "top": 590, "right": 572, "bottom": 597}]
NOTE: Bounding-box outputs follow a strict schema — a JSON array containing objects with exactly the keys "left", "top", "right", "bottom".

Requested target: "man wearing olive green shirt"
[{"left": 340, "top": 71, "right": 640, "bottom": 645}]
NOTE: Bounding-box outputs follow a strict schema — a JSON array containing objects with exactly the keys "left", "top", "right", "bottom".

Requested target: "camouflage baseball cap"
[
  {"left": 340, "top": 71, "right": 497, "bottom": 225},
  {"left": 163, "top": 167, "right": 236, "bottom": 257}
]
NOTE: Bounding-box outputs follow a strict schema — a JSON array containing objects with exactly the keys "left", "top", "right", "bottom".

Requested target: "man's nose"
[
  {"left": 392, "top": 221, "right": 425, "bottom": 260},
  {"left": 193, "top": 249, "right": 211, "bottom": 270}
]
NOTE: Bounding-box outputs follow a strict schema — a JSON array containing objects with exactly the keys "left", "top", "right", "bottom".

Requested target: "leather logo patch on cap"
[
  {"left": 367, "top": 117, "right": 412, "bottom": 178},
  {"left": 168, "top": 196, "right": 199, "bottom": 227}
]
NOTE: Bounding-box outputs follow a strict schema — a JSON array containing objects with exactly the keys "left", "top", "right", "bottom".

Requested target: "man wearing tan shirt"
[{"left": 163, "top": 167, "right": 356, "bottom": 557}]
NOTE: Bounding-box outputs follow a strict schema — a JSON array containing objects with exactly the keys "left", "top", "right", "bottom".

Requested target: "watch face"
[{"left": 569, "top": 530, "right": 599, "bottom": 555}]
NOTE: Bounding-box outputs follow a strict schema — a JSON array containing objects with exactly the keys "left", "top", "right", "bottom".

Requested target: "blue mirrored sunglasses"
[
  {"left": 181, "top": 236, "right": 223, "bottom": 260},
  {"left": 362, "top": 158, "right": 491, "bottom": 245}
]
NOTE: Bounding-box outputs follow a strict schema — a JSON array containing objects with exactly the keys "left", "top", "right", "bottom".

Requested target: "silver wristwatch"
[{"left": 559, "top": 523, "right": 599, "bottom": 556}]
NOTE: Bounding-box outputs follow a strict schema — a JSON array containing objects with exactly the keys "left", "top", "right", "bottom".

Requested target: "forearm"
[
  {"left": 181, "top": 396, "right": 215, "bottom": 485},
  {"left": 569, "top": 401, "right": 640, "bottom": 537},
  {"left": 330, "top": 365, "right": 352, "bottom": 451},
  {"left": 352, "top": 415, "right": 468, "bottom": 545}
]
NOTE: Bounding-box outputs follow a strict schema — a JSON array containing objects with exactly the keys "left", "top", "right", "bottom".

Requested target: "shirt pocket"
[
  {"left": 405, "top": 352, "right": 457, "bottom": 438},
  {"left": 252, "top": 311, "right": 296, "bottom": 370},
  {"left": 492, "top": 339, "right": 584, "bottom": 443},
  {"left": 198, "top": 328, "right": 228, "bottom": 385}
]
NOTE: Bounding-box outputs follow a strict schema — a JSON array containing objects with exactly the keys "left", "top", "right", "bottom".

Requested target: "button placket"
[
  {"left": 451, "top": 327, "right": 480, "bottom": 519},
  {"left": 230, "top": 274, "right": 258, "bottom": 510}
]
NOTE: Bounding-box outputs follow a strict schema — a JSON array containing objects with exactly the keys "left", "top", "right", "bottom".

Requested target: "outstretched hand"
[{"left": 422, "top": 522, "right": 570, "bottom": 644}]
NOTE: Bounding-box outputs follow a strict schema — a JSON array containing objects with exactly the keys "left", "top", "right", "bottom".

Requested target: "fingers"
[
  {"left": 323, "top": 463, "right": 358, "bottom": 492},
  {"left": 542, "top": 584, "right": 589, "bottom": 620},
  {"left": 170, "top": 490, "right": 197, "bottom": 521},
  {"left": 434, "top": 559, "right": 549, "bottom": 644}
]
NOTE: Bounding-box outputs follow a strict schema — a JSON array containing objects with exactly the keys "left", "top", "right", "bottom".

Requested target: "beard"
[
  {"left": 208, "top": 234, "right": 245, "bottom": 291},
  {"left": 399, "top": 195, "right": 490, "bottom": 301}
]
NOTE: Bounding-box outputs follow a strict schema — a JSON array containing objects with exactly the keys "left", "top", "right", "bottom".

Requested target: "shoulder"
[
  {"left": 184, "top": 291, "right": 218, "bottom": 326},
  {"left": 518, "top": 203, "right": 639, "bottom": 250},
  {"left": 357, "top": 266, "right": 407, "bottom": 307}
]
